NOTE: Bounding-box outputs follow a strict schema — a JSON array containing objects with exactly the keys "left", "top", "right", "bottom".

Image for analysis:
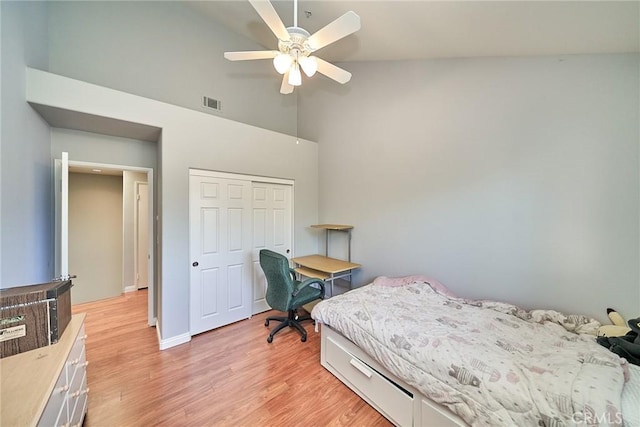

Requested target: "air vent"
[{"left": 203, "top": 96, "right": 222, "bottom": 111}]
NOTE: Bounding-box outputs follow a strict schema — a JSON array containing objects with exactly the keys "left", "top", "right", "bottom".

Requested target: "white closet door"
[
  {"left": 189, "top": 175, "right": 252, "bottom": 335},
  {"left": 251, "top": 183, "right": 293, "bottom": 314}
]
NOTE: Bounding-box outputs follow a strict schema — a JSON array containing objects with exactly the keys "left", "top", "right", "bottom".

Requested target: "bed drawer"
[
  {"left": 325, "top": 335, "right": 413, "bottom": 426},
  {"left": 420, "top": 397, "right": 463, "bottom": 427}
]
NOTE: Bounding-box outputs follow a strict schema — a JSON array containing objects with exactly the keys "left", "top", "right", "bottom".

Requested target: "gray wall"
[
  {"left": 51, "top": 128, "right": 158, "bottom": 170},
  {"left": 299, "top": 54, "right": 640, "bottom": 322},
  {"left": 69, "top": 173, "right": 123, "bottom": 304},
  {"left": 28, "top": 68, "right": 319, "bottom": 343},
  {"left": 0, "top": 1, "right": 52, "bottom": 287},
  {"left": 47, "top": 1, "right": 297, "bottom": 136}
]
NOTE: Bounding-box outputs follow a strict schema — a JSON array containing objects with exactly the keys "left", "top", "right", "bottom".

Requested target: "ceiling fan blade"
[
  {"left": 224, "top": 50, "right": 279, "bottom": 61},
  {"left": 315, "top": 57, "right": 351, "bottom": 84},
  {"left": 307, "top": 11, "right": 360, "bottom": 51},
  {"left": 280, "top": 69, "right": 294, "bottom": 94},
  {"left": 248, "top": 0, "right": 291, "bottom": 42}
]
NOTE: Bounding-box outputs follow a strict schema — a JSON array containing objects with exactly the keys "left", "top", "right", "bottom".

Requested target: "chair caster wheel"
[
  {"left": 264, "top": 320, "right": 269, "bottom": 327},
  {"left": 301, "top": 335, "right": 307, "bottom": 342},
  {"left": 267, "top": 335, "right": 273, "bottom": 343}
]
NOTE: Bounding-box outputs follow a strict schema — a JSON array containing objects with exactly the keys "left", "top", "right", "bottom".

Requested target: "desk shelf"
[
  {"left": 310, "top": 224, "right": 353, "bottom": 231},
  {"left": 294, "top": 267, "right": 330, "bottom": 281},
  {"left": 311, "top": 224, "right": 354, "bottom": 261}
]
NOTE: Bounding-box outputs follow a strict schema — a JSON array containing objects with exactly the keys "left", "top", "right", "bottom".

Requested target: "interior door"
[
  {"left": 54, "top": 152, "right": 69, "bottom": 279},
  {"left": 251, "top": 182, "right": 293, "bottom": 314},
  {"left": 189, "top": 174, "right": 252, "bottom": 335},
  {"left": 135, "top": 182, "right": 149, "bottom": 289}
]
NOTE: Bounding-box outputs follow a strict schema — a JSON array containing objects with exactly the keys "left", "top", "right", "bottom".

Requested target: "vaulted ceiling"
[{"left": 187, "top": 1, "right": 639, "bottom": 62}]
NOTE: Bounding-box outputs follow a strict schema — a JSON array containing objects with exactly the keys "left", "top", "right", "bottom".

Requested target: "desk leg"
[
  {"left": 329, "top": 274, "right": 334, "bottom": 298},
  {"left": 325, "top": 231, "right": 329, "bottom": 257}
]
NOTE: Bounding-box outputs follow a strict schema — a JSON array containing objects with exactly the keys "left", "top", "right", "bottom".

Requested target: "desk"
[{"left": 291, "top": 254, "right": 361, "bottom": 297}]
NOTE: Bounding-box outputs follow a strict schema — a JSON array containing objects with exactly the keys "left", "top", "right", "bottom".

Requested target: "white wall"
[
  {"left": 299, "top": 54, "right": 640, "bottom": 322},
  {"left": 47, "top": 1, "right": 297, "bottom": 136},
  {"left": 69, "top": 172, "right": 123, "bottom": 304},
  {"left": 0, "top": 1, "right": 52, "bottom": 287},
  {"left": 123, "top": 171, "right": 148, "bottom": 289},
  {"left": 28, "top": 69, "right": 319, "bottom": 344}
]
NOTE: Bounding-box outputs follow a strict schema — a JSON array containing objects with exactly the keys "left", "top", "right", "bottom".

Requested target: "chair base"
[{"left": 265, "top": 309, "right": 313, "bottom": 343}]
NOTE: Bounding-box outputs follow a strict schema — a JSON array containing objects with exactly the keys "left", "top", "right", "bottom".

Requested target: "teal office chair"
[{"left": 259, "top": 249, "right": 325, "bottom": 343}]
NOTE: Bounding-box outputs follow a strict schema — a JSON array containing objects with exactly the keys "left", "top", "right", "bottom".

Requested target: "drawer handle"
[
  {"left": 349, "top": 358, "right": 372, "bottom": 379},
  {"left": 58, "top": 384, "right": 69, "bottom": 394},
  {"left": 81, "top": 334, "right": 88, "bottom": 340},
  {"left": 71, "top": 390, "right": 81, "bottom": 398}
]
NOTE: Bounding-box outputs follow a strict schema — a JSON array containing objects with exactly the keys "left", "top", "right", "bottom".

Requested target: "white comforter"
[{"left": 312, "top": 279, "right": 628, "bottom": 426}]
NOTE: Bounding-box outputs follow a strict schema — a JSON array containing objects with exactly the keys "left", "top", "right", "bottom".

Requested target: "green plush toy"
[{"left": 597, "top": 308, "right": 632, "bottom": 337}]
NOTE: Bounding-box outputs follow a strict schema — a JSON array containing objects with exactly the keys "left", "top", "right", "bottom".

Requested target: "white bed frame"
[{"left": 320, "top": 324, "right": 466, "bottom": 427}]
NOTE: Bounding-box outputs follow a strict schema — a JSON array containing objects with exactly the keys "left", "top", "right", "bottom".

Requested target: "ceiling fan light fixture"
[
  {"left": 298, "top": 55, "right": 318, "bottom": 77},
  {"left": 273, "top": 53, "right": 293, "bottom": 74},
  {"left": 288, "top": 63, "right": 302, "bottom": 86}
]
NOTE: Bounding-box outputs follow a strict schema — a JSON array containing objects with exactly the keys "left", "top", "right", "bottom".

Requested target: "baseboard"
[
  {"left": 156, "top": 325, "right": 191, "bottom": 350},
  {"left": 123, "top": 285, "right": 137, "bottom": 293}
]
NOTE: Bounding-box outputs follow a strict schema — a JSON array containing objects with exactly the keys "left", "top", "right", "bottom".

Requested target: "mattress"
[
  {"left": 622, "top": 364, "right": 640, "bottom": 427},
  {"left": 312, "top": 279, "right": 629, "bottom": 426}
]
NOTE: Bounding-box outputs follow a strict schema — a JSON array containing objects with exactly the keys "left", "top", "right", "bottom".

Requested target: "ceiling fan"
[{"left": 224, "top": 0, "right": 361, "bottom": 94}]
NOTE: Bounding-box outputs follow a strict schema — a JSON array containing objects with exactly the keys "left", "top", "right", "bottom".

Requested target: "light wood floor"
[{"left": 72, "top": 290, "right": 391, "bottom": 426}]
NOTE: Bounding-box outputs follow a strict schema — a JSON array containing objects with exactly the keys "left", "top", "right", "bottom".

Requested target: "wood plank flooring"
[{"left": 72, "top": 291, "right": 391, "bottom": 426}]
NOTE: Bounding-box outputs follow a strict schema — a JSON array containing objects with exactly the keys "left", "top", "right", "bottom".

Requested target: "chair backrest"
[{"left": 259, "top": 249, "right": 295, "bottom": 312}]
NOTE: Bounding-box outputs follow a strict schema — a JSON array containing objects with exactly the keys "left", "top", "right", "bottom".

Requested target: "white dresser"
[{"left": 0, "top": 313, "right": 88, "bottom": 427}]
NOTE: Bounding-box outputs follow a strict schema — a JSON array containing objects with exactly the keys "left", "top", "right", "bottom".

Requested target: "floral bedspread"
[{"left": 311, "top": 279, "right": 627, "bottom": 426}]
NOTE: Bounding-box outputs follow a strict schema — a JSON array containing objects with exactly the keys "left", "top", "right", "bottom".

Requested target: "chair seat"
[{"left": 291, "top": 284, "right": 323, "bottom": 308}]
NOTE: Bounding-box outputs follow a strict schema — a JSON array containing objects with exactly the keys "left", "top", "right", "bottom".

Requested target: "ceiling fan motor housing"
[{"left": 279, "top": 27, "right": 313, "bottom": 58}]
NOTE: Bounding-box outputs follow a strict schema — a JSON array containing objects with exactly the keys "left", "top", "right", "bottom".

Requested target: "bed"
[{"left": 311, "top": 276, "right": 640, "bottom": 426}]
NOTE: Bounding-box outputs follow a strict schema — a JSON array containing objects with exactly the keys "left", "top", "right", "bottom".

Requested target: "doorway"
[
  {"left": 55, "top": 154, "right": 155, "bottom": 326},
  {"left": 68, "top": 170, "right": 124, "bottom": 303}
]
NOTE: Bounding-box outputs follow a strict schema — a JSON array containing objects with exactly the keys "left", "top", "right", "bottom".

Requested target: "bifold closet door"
[
  {"left": 251, "top": 183, "right": 293, "bottom": 314},
  {"left": 189, "top": 175, "right": 252, "bottom": 335}
]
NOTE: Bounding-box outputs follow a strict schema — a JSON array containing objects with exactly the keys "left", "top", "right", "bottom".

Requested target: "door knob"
[
  {"left": 286, "top": 249, "right": 290, "bottom": 253},
  {"left": 192, "top": 262, "right": 199, "bottom": 267}
]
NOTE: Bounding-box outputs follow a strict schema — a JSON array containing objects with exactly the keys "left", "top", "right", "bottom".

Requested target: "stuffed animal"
[
  {"left": 597, "top": 315, "right": 640, "bottom": 366},
  {"left": 596, "top": 308, "right": 631, "bottom": 337}
]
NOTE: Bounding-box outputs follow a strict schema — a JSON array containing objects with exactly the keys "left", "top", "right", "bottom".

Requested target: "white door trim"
[{"left": 189, "top": 169, "right": 294, "bottom": 186}]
